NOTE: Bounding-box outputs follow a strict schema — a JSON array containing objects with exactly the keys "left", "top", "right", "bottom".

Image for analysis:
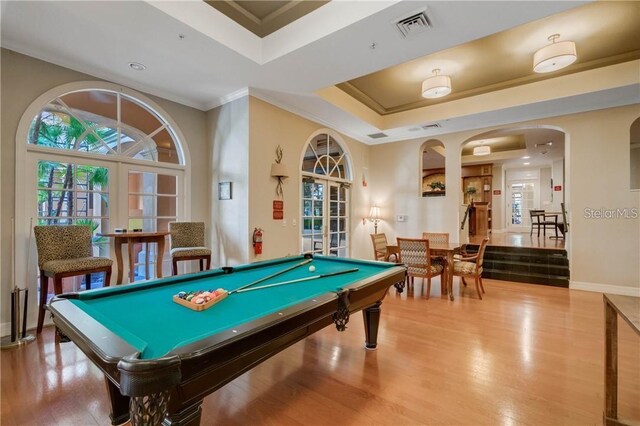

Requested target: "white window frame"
[
  {"left": 15, "top": 81, "right": 191, "bottom": 330},
  {"left": 299, "top": 129, "right": 353, "bottom": 256}
]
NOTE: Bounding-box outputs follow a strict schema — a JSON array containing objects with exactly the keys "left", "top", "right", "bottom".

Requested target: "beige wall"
[
  {"left": 0, "top": 49, "right": 208, "bottom": 328},
  {"left": 247, "top": 96, "right": 372, "bottom": 262},
  {"left": 370, "top": 104, "right": 640, "bottom": 293}
]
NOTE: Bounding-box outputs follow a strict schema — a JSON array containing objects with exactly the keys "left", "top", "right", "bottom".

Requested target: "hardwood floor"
[
  {"left": 2, "top": 278, "right": 639, "bottom": 425},
  {"left": 470, "top": 232, "right": 566, "bottom": 250}
]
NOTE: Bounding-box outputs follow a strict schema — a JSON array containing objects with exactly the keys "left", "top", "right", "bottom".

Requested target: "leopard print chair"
[
  {"left": 169, "top": 222, "right": 211, "bottom": 275},
  {"left": 34, "top": 225, "right": 112, "bottom": 334}
]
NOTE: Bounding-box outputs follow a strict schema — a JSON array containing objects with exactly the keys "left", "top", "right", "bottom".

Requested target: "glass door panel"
[
  {"left": 126, "top": 170, "right": 178, "bottom": 281},
  {"left": 301, "top": 179, "right": 349, "bottom": 256},
  {"left": 302, "top": 181, "right": 325, "bottom": 254},
  {"left": 507, "top": 181, "right": 536, "bottom": 232}
]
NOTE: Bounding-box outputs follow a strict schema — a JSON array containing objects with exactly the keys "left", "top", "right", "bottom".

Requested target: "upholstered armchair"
[
  {"left": 453, "top": 237, "right": 489, "bottom": 300},
  {"left": 169, "top": 222, "right": 211, "bottom": 275},
  {"left": 34, "top": 225, "right": 112, "bottom": 334},
  {"left": 396, "top": 238, "right": 444, "bottom": 299}
]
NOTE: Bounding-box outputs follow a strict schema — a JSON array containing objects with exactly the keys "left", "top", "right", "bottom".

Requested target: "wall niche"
[{"left": 421, "top": 140, "right": 446, "bottom": 197}]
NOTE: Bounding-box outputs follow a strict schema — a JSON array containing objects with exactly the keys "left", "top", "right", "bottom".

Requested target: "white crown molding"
[
  {"left": 204, "top": 88, "right": 250, "bottom": 111},
  {"left": 570, "top": 280, "right": 640, "bottom": 297}
]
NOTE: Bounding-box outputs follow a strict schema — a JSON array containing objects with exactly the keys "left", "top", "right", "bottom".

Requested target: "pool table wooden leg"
[
  {"left": 363, "top": 301, "right": 382, "bottom": 350},
  {"left": 104, "top": 377, "right": 130, "bottom": 426}
]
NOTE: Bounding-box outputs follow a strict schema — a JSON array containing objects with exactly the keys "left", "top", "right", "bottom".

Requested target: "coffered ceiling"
[
  {"left": 204, "top": 1, "right": 329, "bottom": 37},
  {"left": 336, "top": 1, "right": 640, "bottom": 115}
]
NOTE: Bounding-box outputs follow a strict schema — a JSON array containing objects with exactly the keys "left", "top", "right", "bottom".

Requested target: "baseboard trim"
[
  {"left": 570, "top": 281, "right": 640, "bottom": 296},
  {"left": 492, "top": 229, "right": 506, "bottom": 234}
]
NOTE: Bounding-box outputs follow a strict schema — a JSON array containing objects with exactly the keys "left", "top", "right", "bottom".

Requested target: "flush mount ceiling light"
[
  {"left": 421, "top": 69, "right": 451, "bottom": 99},
  {"left": 128, "top": 62, "right": 146, "bottom": 71},
  {"left": 473, "top": 145, "right": 491, "bottom": 156},
  {"left": 533, "top": 34, "right": 577, "bottom": 73}
]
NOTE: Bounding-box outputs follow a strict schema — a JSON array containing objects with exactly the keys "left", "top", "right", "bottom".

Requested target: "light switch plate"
[{"left": 396, "top": 215, "right": 407, "bottom": 222}]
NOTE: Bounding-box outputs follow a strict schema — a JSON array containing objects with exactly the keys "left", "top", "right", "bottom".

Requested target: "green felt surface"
[{"left": 70, "top": 256, "right": 394, "bottom": 359}]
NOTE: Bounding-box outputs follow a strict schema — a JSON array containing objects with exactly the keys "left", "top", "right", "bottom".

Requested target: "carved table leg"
[
  {"left": 363, "top": 301, "right": 382, "bottom": 350},
  {"left": 129, "top": 390, "right": 170, "bottom": 426}
]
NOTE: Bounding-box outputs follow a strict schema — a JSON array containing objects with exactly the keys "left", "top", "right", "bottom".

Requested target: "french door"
[
  {"left": 301, "top": 178, "right": 349, "bottom": 256},
  {"left": 507, "top": 180, "right": 537, "bottom": 232},
  {"left": 27, "top": 152, "right": 184, "bottom": 289}
]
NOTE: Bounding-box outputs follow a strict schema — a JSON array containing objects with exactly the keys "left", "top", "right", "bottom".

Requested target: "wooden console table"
[
  {"left": 603, "top": 293, "right": 640, "bottom": 426},
  {"left": 99, "top": 231, "right": 169, "bottom": 284}
]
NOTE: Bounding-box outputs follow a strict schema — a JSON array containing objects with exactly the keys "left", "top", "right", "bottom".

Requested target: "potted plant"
[
  {"left": 466, "top": 186, "right": 477, "bottom": 202},
  {"left": 429, "top": 181, "right": 445, "bottom": 191}
]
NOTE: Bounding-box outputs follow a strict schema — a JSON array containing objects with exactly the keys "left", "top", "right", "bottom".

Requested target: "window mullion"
[{"left": 117, "top": 92, "right": 122, "bottom": 155}]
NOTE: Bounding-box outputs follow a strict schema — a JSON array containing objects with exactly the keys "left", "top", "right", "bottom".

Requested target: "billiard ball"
[{"left": 309, "top": 265, "right": 316, "bottom": 272}]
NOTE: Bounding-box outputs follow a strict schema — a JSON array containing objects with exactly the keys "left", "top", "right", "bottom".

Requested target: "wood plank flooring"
[{"left": 2, "top": 278, "right": 639, "bottom": 425}]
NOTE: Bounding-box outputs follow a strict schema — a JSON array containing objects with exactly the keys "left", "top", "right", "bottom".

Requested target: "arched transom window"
[
  {"left": 302, "top": 133, "right": 350, "bottom": 179},
  {"left": 28, "top": 89, "right": 183, "bottom": 164}
]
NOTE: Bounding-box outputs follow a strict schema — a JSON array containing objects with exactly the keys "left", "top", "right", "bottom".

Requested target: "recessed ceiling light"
[
  {"left": 524, "top": 162, "right": 530, "bottom": 165},
  {"left": 522, "top": 156, "right": 530, "bottom": 159},
  {"left": 128, "top": 62, "right": 146, "bottom": 71}
]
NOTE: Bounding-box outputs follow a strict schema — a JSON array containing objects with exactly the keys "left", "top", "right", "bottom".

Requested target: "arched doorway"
[{"left": 300, "top": 131, "right": 352, "bottom": 256}]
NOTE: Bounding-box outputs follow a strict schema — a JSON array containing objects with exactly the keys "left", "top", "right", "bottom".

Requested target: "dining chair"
[
  {"left": 453, "top": 237, "right": 489, "bottom": 300},
  {"left": 371, "top": 233, "right": 396, "bottom": 262},
  {"left": 396, "top": 238, "right": 444, "bottom": 299},
  {"left": 169, "top": 222, "right": 211, "bottom": 275},
  {"left": 529, "top": 210, "right": 557, "bottom": 237},
  {"left": 422, "top": 232, "right": 449, "bottom": 262},
  {"left": 557, "top": 202, "right": 569, "bottom": 238},
  {"left": 34, "top": 225, "right": 112, "bottom": 334},
  {"left": 421, "top": 232, "right": 449, "bottom": 245}
]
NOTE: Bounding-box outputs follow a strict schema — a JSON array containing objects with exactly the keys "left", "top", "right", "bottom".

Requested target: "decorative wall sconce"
[
  {"left": 271, "top": 145, "right": 289, "bottom": 198},
  {"left": 368, "top": 206, "right": 381, "bottom": 234}
]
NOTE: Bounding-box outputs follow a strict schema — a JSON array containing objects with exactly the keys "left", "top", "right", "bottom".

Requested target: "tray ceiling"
[
  {"left": 336, "top": 1, "right": 640, "bottom": 115},
  {"left": 204, "top": 0, "right": 329, "bottom": 37}
]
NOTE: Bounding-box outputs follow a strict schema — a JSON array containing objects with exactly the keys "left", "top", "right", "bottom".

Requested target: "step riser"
[{"left": 466, "top": 244, "right": 570, "bottom": 288}]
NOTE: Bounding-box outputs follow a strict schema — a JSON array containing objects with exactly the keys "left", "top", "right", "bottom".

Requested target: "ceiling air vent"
[
  {"left": 368, "top": 132, "right": 388, "bottom": 139},
  {"left": 422, "top": 123, "right": 441, "bottom": 130},
  {"left": 395, "top": 9, "right": 431, "bottom": 39}
]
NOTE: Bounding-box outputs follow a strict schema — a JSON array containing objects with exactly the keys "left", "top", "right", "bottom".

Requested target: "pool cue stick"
[
  {"left": 229, "top": 259, "right": 313, "bottom": 294},
  {"left": 236, "top": 268, "right": 359, "bottom": 293},
  {"left": 22, "top": 218, "right": 33, "bottom": 338}
]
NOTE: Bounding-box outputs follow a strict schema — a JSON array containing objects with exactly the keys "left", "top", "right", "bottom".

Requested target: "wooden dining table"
[
  {"left": 99, "top": 231, "right": 169, "bottom": 284},
  {"left": 429, "top": 242, "right": 464, "bottom": 301}
]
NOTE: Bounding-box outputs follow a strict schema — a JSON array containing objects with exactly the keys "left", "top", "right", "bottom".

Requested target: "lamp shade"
[
  {"left": 473, "top": 146, "right": 491, "bottom": 156},
  {"left": 270, "top": 163, "right": 289, "bottom": 178},
  {"left": 368, "top": 206, "right": 381, "bottom": 221},
  {"left": 421, "top": 74, "right": 452, "bottom": 99},
  {"left": 533, "top": 39, "right": 576, "bottom": 73}
]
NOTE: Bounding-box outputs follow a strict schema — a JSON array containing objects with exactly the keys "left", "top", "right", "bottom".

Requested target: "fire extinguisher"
[{"left": 253, "top": 228, "right": 263, "bottom": 255}]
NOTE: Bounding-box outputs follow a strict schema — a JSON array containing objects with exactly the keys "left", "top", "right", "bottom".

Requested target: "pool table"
[{"left": 48, "top": 255, "right": 406, "bottom": 426}]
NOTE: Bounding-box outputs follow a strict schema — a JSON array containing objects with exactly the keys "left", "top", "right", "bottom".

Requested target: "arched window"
[
  {"left": 28, "top": 89, "right": 184, "bottom": 164},
  {"left": 17, "top": 83, "right": 190, "bottom": 290},
  {"left": 300, "top": 131, "right": 352, "bottom": 257},
  {"left": 302, "top": 133, "right": 350, "bottom": 180}
]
